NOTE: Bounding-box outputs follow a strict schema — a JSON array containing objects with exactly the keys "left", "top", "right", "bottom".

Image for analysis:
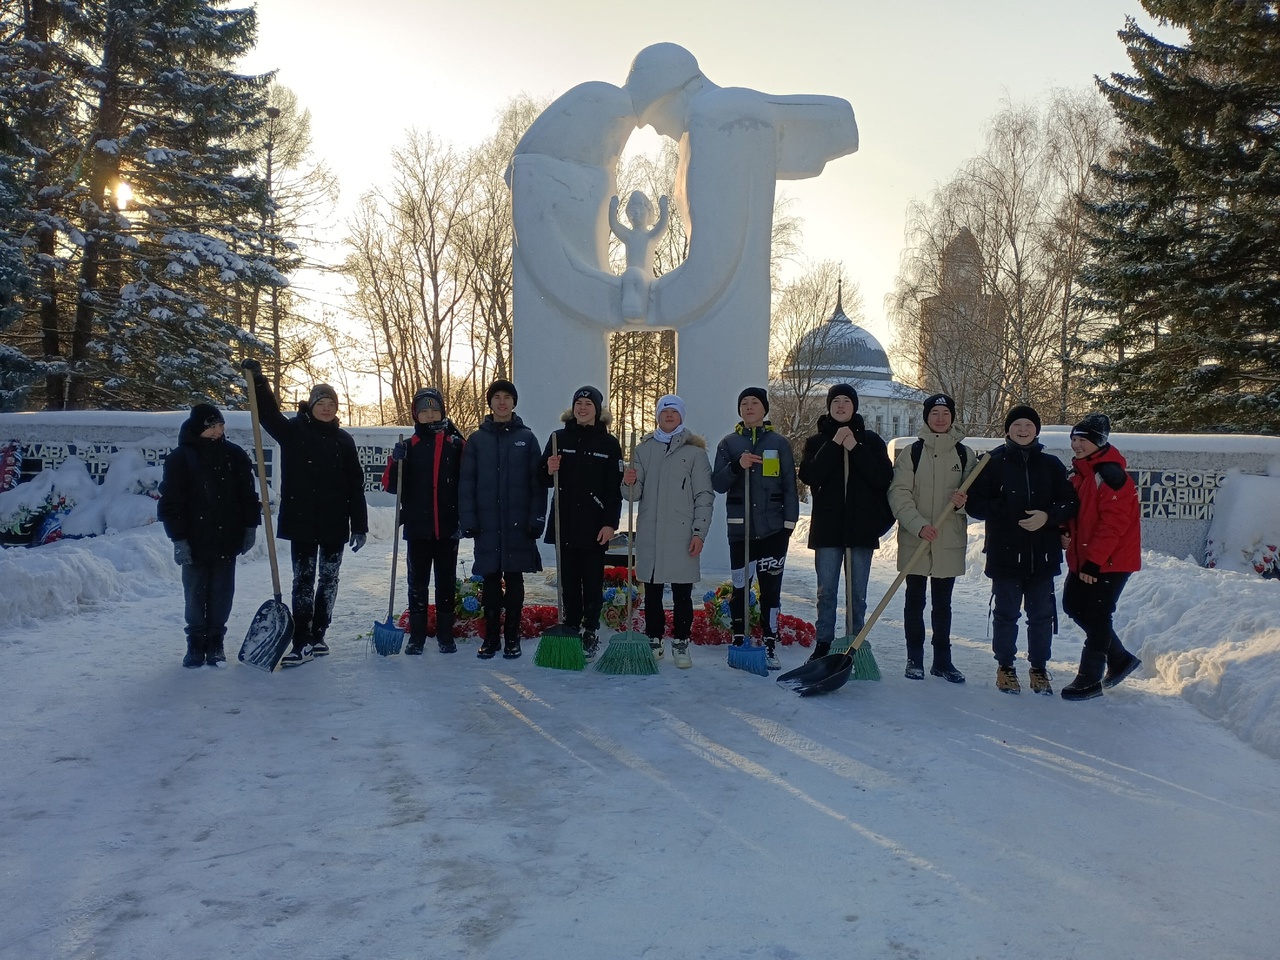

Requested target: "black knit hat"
[
  {"left": 188, "top": 403, "right": 224, "bottom": 432},
  {"left": 1004, "top": 404, "right": 1041, "bottom": 435},
  {"left": 1071, "top": 413, "right": 1111, "bottom": 448},
  {"left": 308, "top": 383, "right": 339, "bottom": 409},
  {"left": 413, "top": 387, "right": 444, "bottom": 419},
  {"left": 923, "top": 393, "right": 956, "bottom": 420},
  {"left": 826, "top": 383, "right": 859, "bottom": 412},
  {"left": 570, "top": 384, "right": 603, "bottom": 418},
  {"left": 737, "top": 386, "right": 769, "bottom": 415},
  {"left": 487, "top": 379, "right": 518, "bottom": 407}
]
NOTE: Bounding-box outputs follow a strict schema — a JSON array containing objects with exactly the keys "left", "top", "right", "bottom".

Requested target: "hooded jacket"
[
  {"left": 966, "top": 437, "right": 1078, "bottom": 579},
  {"left": 711, "top": 422, "right": 798, "bottom": 542},
  {"left": 1066, "top": 444, "right": 1141, "bottom": 576},
  {"left": 250, "top": 373, "right": 369, "bottom": 544},
  {"left": 798, "top": 413, "right": 894, "bottom": 549},
  {"left": 382, "top": 417, "right": 466, "bottom": 541},
  {"left": 888, "top": 424, "right": 976, "bottom": 578},
  {"left": 158, "top": 419, "right": 260, "bottom": 563},
  {"left": 624, "top": 429, "right": 714, "bottom": 585},
  {"left": 540, "top": 411, "right": 624, "bottom": 550},
  {"left": 459, "top": 413, "right": 547, "bottom": 575}
]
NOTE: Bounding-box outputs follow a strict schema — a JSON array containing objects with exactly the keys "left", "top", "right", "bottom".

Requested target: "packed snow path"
[{"left": 2, "top": 522, "right": 1278, "bottom": 959}]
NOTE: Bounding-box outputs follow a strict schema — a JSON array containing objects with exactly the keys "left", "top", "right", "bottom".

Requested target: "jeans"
[
  {"left": 1062, "top": 571, "right": 1132, "bottom": 666},
  {"left": 181, "top": 559, "right": 236, "bottom": 645},
  {"left": 813, "top": 546, "right": 874, "bottom": 645},
  {"left": 406, "top": 538, "right": 459, "bottom": 643},
  {"left": 904, "top": 574, "right": 955, "bottom": 665},
  {"left": 990, "top": 574, "right": 1057, "bottom": 669},
  {"left": 290, "top": 541, "right": 345, "bottom": 644},
  {"left": 643, "top": 582, "right": 693, "bottom": 640}
]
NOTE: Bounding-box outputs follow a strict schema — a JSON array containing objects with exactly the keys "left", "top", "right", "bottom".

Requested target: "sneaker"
[
  {"left": 904, "top": 660, "right": 924, "bottom": 681},
  {"left": 806, "top": 642, "right": 832, "bottom": 663},
  {"left": 649, "top": 636, "right": 665, "bottom": 660},
  {"left": 1028, "top": 666, "right": 1053, "bottom": 696},
  {"left": 405, "top": 638, "right": 426, "bottom": 656},
  {"left": 582, "top": 631, "right": 600, "bottom": 663},
  {"left": 996, "top": 665, "right": 1020, "bottom": 694},
  {"left": 310, "top": 639, "right": 330, "bottom": 657},
  {"left": 671, "top": 639, "right": 693, "bottom": 669},
  {"left": 764, "top": 638, "right": 781, "bottom": 671},
  {"left": 437, "top": 639, "right": 458, "bottom": 654},
  {"left": 930, "top": 663, "right": 966, "bottom": 684},
  {"left": 204, "top": 640, "right": 226, "bottom": 667},
  {"left": 502, "top": 639, "right": 522, "bottom": 660},
  {"left": 1102, "top": 653, "right": 1141, "bottom": 689},
  {"left": 280, "top": 645, "right": 313, "bottom": 667}
]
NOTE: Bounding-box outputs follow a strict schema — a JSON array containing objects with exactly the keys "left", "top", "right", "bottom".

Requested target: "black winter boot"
[
  {"left": 205, "top": 634, "right": 226, "bottom": 667},
  {"left": 477, "top": 615, "right": 501, "bottom": 659},
  {"left": 501, "top": 612, "right": 522, "bottom": 660},
  {"left": 807, "top": 641, "right": 832, "bottom": 663},
  {"left": 183, "top": 636, "right": 206, "bottom": 668},
  {"left": 1062, "top": 651, "right": 1106, "bottom": 701},
  {"left": 1103, "top": 650, "right": 1141, "bottom": 688},
  {"left": 929, "top": 644, "right": 965, "bottom": 683}
]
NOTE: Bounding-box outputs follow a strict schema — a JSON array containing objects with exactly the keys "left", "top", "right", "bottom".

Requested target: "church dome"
[{"left": 784, "top": 281, "right": 894, "bottom": 382}]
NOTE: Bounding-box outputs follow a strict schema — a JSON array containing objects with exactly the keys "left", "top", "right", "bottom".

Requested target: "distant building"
[{"left": 779, "top": 281, "right": 924, "bottom": 440}]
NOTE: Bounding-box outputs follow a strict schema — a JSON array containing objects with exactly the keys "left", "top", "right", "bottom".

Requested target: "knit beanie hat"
[
  {"left": 309, "top": 383, "right": 339, "bottom": 409},
  {"left": 923, "top": 392, "right": 956, "bottom": 420},
  {"left": 487, "top": 379, "right": 518, "bottom": 407},
  {"left": 1004, "top": 404, "right": 1041, "bottom": 435},
  {"left": 1071, "top": 413, "right": 1111, "bottom": 448},
  {"left": 655, "top": 394, "right": 686, "bottom": 424},
  {"left": 189, "top": 403, "right": 224, "bottom": 432},
  {"left": 826, "top": 383, "right": 859, "bottom": 412},
  {"left": 413, "top": 387, "right": 444, "bottom": 419},
  {"left": 737, "top": 386, "right": 770, "bottom": 415},
  {"left": 572, "top": 385, "right": 604, "bottom": 419}
]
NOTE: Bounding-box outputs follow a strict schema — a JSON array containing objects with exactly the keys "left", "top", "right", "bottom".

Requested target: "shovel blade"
[
  {"left": 238, "top": 599, "right": 294, "bottom": 672},
  {"left": 776, "top": 652, "right": 853, "bottom": 696}
]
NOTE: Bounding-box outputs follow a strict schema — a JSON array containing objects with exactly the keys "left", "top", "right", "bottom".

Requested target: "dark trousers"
[
  {"left": 560, "top": 543, "right": 606, "bottom": 632},
  {"left": 482, "top": 572, "right": 525, "bottom": 641},
  {"left": 730, "top": 531, "right": 789, "bottom": 637},
  {"left": 290, "top": 540, "right": 344, "bottom": 646},
  {"left": 991, "top": 574, "right": 1057, "bottom": 669},
  {"left": 1062, "top": 571, "right": 1132, "bottom": 666},
  {"left": 904, "top": 574, "right": 956, "bottom": 665},
  {"left": 643, "top": 581, "right": 694, "bottom": 640},
  {"left": 181, "top": 559, "right": 236, "bottom": 647},
  {"left": 406, "top": 538, "right": 459, "bottom": 643}
]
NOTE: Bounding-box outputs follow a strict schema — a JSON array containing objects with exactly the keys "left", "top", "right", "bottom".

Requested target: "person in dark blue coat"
[
  {"left": 383, "top": 387, "right": 466, "bottom": 655},
  {"left": 459, "top": 380, "right": 547, "bottom": 660},
  {"left": 966, "top": 405, "right": 1078, "bottom": 695},
  {"left": 158, "top": 404, "right": 261, "bottom": 668},
  {"left": 243, "top": 360, "right": 369, "bottom": 666}
]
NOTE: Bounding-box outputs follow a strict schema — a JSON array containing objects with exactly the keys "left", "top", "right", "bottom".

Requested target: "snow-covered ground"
[{"left": 2, "top": 508, "right": 1279, "bottom": 959}]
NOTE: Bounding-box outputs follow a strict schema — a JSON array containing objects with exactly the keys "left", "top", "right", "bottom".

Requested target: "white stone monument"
[{"left": 506, "top": 42, "right": 858, "bottom": 569}]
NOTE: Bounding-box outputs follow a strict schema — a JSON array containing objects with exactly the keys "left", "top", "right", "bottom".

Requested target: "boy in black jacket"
[
  {"left": 966, "top": 405, "right": 1078, "bottom": 695},
  {"left": 383, "top": 388, "right": 466, "bottom": 655},
  {"left": 540, "top": 385, "right": 624, "bottom": 660},
  {"left": 158, "top": 404, "right": 261, "bottom": 667}
]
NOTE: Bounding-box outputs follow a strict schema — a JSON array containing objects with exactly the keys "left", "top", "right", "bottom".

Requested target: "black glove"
[
  {"left": 349, "top": 532, "right": 366, "bottom": 553},
  {"left": 173, "top": 540, "right": 193, "bottom": 566},
  {"left": 240, "top": 357, "right": 262, "bottom": 375},
  {"left": 391, "top": 441, "right": 408, "bottom": 462},
  {"left": 526, "top": 522, "right": 544, "bottom": 539},
  {"left": 240, "top": 528, "right": 256, "bottom": 555}
]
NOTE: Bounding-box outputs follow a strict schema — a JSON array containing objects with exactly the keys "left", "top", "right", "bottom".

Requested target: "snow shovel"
[
  {"left": 727, "top": 454, "right": 768, "bottom": 677},
  {"left": 535, "top": 433, "right": 586, "bottom": 670},
  {"left": 238, "top": 367, "right": 295, "bottom": 671},
  {"left": 596, "top": 445, "right": 659, "bottom": 675},
  {"left": 372, "top": 435, "right": 406, "bottom": 656},
  {"left": 778, "top": 451, "right": 990, "bottom": 696}
]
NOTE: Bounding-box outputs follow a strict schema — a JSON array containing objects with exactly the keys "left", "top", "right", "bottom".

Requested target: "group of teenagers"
[{"left": 157, "top": 362, "right": 1143, "bottom": 702}]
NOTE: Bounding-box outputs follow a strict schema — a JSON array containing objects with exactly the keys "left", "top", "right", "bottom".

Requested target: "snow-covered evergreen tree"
[{"left": 1081, "top": 1, "right": 1280, "bottom": 432}]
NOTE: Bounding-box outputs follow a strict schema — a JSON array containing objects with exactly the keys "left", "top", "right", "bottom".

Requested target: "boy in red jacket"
[{"left": 1060, "top": 414, "right": 1143, "bottom": 701}]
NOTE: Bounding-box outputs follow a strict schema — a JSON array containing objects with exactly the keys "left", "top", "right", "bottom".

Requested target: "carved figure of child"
[{"left": 609, "top": 190, "right": 670, "bottom": 322}]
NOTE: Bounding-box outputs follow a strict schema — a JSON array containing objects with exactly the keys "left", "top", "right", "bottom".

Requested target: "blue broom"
[
  {"left": 372, "top": 435, "right": 406, "bottom": 656},
  {"left": 727, "top": 461, "right": 768, "bottom": 677}
]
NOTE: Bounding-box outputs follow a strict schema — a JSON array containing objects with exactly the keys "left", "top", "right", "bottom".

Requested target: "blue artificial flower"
[
  {"left": 703, "top": 590, "right": 715, "bottom": 603},
  {"left": 720, "top": 601, "right": 730, "bottom": 616},
  {"left": 604, "top": 587, "right": 617, "bottom": 601},
  {"left": 462, "top": 596, "right": 480, "bottom": 612}
]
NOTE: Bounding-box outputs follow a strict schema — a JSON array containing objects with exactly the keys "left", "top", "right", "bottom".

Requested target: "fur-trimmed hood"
[
  {"left": 639, "top": 429, "right": 706, "bottom": 449},
  {"left": 559, "top": 406, "right": 613, "bottom": 427}
]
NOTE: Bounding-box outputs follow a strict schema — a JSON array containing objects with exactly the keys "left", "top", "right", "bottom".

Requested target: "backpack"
[{"left": 910, "top": 438, "right": 968, "bottom": 473}]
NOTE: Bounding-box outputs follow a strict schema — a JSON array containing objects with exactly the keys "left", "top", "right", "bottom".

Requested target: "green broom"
[
  {"left": 828, "top": 449, "right": 879, "bottom": 680},
  {"left": 535, "top": 433, "right": 586, "bottom": 670},
  {"left": 596, "top": 447, "right": 659, "bottom": 676}
]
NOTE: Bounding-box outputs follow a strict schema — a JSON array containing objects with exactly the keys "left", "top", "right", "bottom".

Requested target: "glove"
[
  {"left": 240, "top": 528, "right": 256, "bottom": 555},
  {"left": 173, "top": 540, "right": 193, "bottom": 566},
  {"left": 391, "top": 441, "right": 408, "bottom": 462},
  {"left": 525, "top": 522, "right": 544, "bottom": 539},
  {"left": 240, "top": 357, "right": 262, "bottom": 375},
  {"left": 349, "top": 532, "right": 366, "bottom": 553}
]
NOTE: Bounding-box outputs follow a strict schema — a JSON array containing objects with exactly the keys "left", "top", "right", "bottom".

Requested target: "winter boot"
[
  {"left": 581, "top": 630, "right": 600, "bottom": 663},
  {"left": 996, "top": 664, "right": 1021, "bottom": 694},
  {"left": 807, "top": 641, "right": 832, "bottom": 663},
  {"left": 502, "top": 612, "right": 522, "bottom": 659},
  {"left": 929, "top": 646, "right": 965, "bottom": 683},
  {"left": 904, "top": 659, "right": 925, "bottom": 681},
  {"left": 405, "top": 636, "right": 426, "bottom": 656},
  {"left": 1061, "top": 652, "right": 1106, "bottom": 701},
  {"left": 1028, "top": 666, "right": 1053, "bottom": 696},
  {"left": 764, "top": 635, "right": 781, "bottom": 671},
  {"left": 477, "top": 616, "right": 501, "bottom": 660},
  {"left": 205, "top": 635, "right": 227, "bottom": 667},
  {"left": 1103, "top": 651, "right": 1141, "bottom": 689},
  {"left": 650, "top": 636, "right": 665, "bottom": 660},
  {"left": 671, "top": 637, "right": 693, "bottom": 669},
  {"left": 183, "top": 637, "right": 206, "bottom": 669},
  {"left": 437, "top": 636, "right": 458, "bottom": 654}
]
